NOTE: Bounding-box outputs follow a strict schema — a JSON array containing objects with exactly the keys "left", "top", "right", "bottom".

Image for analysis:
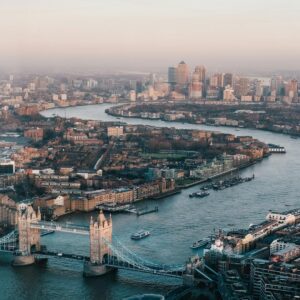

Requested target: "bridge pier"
[
  {"left": 83, "top": 261, "right": 114, "bottom": 277},
  {"left": 84, "top": 210, "right": 113, "bottom": 277},
  {"left": 12, "top": 204, "right": 41, "bottom": 267},
  {"left": 12, "top": 254, "right": 35, "bottom": 267}
]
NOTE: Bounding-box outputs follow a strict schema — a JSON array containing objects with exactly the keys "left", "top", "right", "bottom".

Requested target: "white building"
[
  {"left": 107, "top": 126, "right": 124, "bottom": 137},
  {"left": 129, "top": 90, "right": 136, "bottom": 102},
  {"left": 223, "top": 85, "right": 236, "bottom": 101}
]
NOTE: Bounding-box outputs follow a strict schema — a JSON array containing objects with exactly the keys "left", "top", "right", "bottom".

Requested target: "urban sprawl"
[{"left": 0, "top": 64, "right": 299, "bottom": 299}]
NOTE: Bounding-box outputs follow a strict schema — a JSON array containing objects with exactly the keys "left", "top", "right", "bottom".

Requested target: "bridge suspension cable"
[
  {"left": 0, "top": 230, "right": 18, "bottom": 252},
  {"left": 102, "top": 237, "right": 185, "bottom": 277}
]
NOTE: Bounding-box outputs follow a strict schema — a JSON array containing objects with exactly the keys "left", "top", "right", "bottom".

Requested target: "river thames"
[{"left": 1, "top": 103, "right": 299, "bottom": 300}]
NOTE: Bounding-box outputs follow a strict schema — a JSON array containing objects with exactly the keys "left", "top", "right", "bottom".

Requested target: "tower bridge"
[{"left": 0, "top": 203, "right": 214, "bottom": 282}]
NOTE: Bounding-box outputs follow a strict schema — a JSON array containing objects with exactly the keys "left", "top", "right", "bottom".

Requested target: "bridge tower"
[
  {"left": 13, "top": 203, "right": 41, "bottom": 266},
  {"left": 83, "top": 210, "right": 113, "bottom": 277}
]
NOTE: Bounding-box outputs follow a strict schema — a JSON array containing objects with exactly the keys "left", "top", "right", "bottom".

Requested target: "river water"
[{"left": 1, "top": 104, "right": 299, "bottom": 300}]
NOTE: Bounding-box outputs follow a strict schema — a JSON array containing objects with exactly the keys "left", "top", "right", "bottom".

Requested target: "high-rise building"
[
  {"left": 194, "top": 65, "right": 206, "bottom": 83},
  {"left": 223, "top": 85, "right": 235, "bottom": 101},
  {"left": 210, "top": 73, "right": 223, "bottom": 88},
  {"left": 168, "top": 67, "right": 177, "bottom": 84},
  {"left": 255, "top": 80, "right": 263, "bottom": 98},
  {"left": 271, "top": 75, "right": 284, "bottom": 96},
  {"left": 223, "top": 73, "right": 233, "bottom": 87},
  {"left": 149, "top": 73, "right": 156, "bottom": 86},
  {"left": 129, "top": 90, "right": 136, "bottom": 102},
  {"left": 286, "top": 79, "right": 298, "bottom": 100},
  {"left": 234, "top": 77, "right": 250, "bottom": 98},
  {"left": 176, "top": 61, "right": 189, "bottom": 86},
  {"left": 189, "top": 73, "right": 203, "bottom": 99}
]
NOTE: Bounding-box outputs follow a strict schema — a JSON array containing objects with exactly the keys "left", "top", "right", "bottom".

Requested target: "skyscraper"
[
  {"left": 176, "top": 61, "right": 189, "bottom": 86},
  {"left": 194, "top": 65, "right": 206, "bottom": 83},
  {"left": 210, "top": 73, "right": 223, "bottom": 88},
  {"left": 223, "top": 73, "right": 233, "bottom": 87},
  {"left": 287, "top": 79, "right": 298, "bottom": 100},
  {"left": 234, "top": 77, "right": 250, "bottom": 98},
  {"left": 168, "top": 67, "right": 177, "bottom": 85},
  {"left": 189, "top": 73, "right": 202, "bottom": 99}
]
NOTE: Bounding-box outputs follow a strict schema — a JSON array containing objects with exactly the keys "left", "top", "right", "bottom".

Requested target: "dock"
[{"left": 125, "top": 206, "right": 159, "bottom": 216}]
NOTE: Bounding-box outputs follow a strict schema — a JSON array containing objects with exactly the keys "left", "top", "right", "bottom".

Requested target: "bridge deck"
[
  {"left": 31, "top": 221, "right": 89, "bottom": 235},
  {"left": 34, "top": 250, "right": 90, "bottom": 261}
]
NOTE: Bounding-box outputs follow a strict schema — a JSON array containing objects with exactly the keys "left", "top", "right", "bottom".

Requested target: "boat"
[
  {"left": 267, "top": 143, "right": 286, "bottom": 153},
  {"left": 131, "top": 230, "right": 150, "bottom": 240},
  {"left": 200, "top": 186, "right": 209, "bottom": 191},
  {"left": 40, "top": 230, "right": 55, "bottom": 237},
  {"left": 189, "top": 191, "right": 210, "bottom": 198},
  {"left": 190, "top": 239, "right": 209, "bottom": 249}
]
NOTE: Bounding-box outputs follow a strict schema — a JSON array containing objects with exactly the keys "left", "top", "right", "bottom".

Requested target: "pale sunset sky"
[{"left": 0, "top": 0, "right": 299, "bottom": 72}]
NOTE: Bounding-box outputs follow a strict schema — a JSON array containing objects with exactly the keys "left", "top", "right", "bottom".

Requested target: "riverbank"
[
  {"left": 106, "top": 104, "right": 300, "bottom": 138},
  {"left": 176, "top": 158, "right": 263, "bottom": 189}
]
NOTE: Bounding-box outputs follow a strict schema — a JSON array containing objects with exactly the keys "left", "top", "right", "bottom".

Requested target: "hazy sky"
[{"left": 1, "top": 0, "right": 300, "bottom": 73}]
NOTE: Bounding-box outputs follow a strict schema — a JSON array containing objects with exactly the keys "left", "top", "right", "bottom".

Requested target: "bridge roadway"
[
  {"left": 30, "top": 221, "right": 89, "bottom": 235},
  {"left": 33, "top": 250, "right": 90, "bottom": 261}
]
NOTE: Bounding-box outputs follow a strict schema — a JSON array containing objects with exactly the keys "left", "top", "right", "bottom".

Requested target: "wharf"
[
  {"left": 150, "top": 189, "right": 181, "bottom": 200},
  {"left": 177, "top": 159, "right": 261, "bottom": 189},
  {"left": 125, "top": 206, "right": 159, "bottom": 216}
]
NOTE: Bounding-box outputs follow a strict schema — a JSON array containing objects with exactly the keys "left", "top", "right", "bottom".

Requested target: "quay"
[
  {"left": 137, "top": 206, "right": 158, "bottom": 216},
  {"left": 125, "top": 206, "right": 159, "bottom": 216},
  {"left": 150, "top": 189, "right": 181, "bottom": 200},
  {"left": 177, "top": 158, "right": 262, "bottom": 189}
]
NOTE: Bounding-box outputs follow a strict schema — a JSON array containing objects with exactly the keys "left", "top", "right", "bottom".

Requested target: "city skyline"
[{"left": 1, "top": 0, "right": 300, "bottom": 73}]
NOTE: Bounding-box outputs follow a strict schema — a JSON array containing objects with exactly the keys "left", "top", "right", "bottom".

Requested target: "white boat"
[{"left": 131, "top": 230, "right": 150, "bottom": 240}]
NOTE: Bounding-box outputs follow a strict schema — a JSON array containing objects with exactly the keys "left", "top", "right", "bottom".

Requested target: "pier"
[{"left": 125, "top": 206, "right": 159, "bottom": 216}]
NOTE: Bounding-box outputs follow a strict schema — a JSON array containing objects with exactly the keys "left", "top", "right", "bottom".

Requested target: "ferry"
[
  {"left": 267, "top": 143, "right": 286, "bottom": 153},
  {"left": 190, "top": 239, "right": 209, "bottom": 249},
  {"left": 131, "top": 230, "right": 150, "bottom": 240},
  {"left": 189, "top": 191, "right": 210, "bottom": 198}
]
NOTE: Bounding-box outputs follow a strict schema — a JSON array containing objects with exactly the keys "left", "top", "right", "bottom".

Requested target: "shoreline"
[
  {"left": 40, "top": 102, "right": 299, "bottom": 138},
  {"left": 105, "top": 107, "right": 300, "bottom": 138},
  {"left": 53, "top": 159, "right": 263, "bottom": 220},
  {"left": 176, "top": 158, "right": 263, "bottom": 189}
]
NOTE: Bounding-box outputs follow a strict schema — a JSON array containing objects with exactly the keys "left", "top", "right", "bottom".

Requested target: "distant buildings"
[
  {"left": 0, "top": 160, "right": 15, "bottom": 174},
  {"left": 107, "top": 126, "right": 124, "bottom": 137},
  {"left": 24, "top": 127, "right": 44, "bottom": 141},
  {"left": 168, "top": 66, "right": 177, "bottom": 88},
  {"left": 165, "top": 62, "right": 299, "bottom": 103},
  {"left": 250, "top": 259, "right": 300, "bottom": 299},
  {"left": 176, "top": 61, "right": 189, "bottom": 87}
]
